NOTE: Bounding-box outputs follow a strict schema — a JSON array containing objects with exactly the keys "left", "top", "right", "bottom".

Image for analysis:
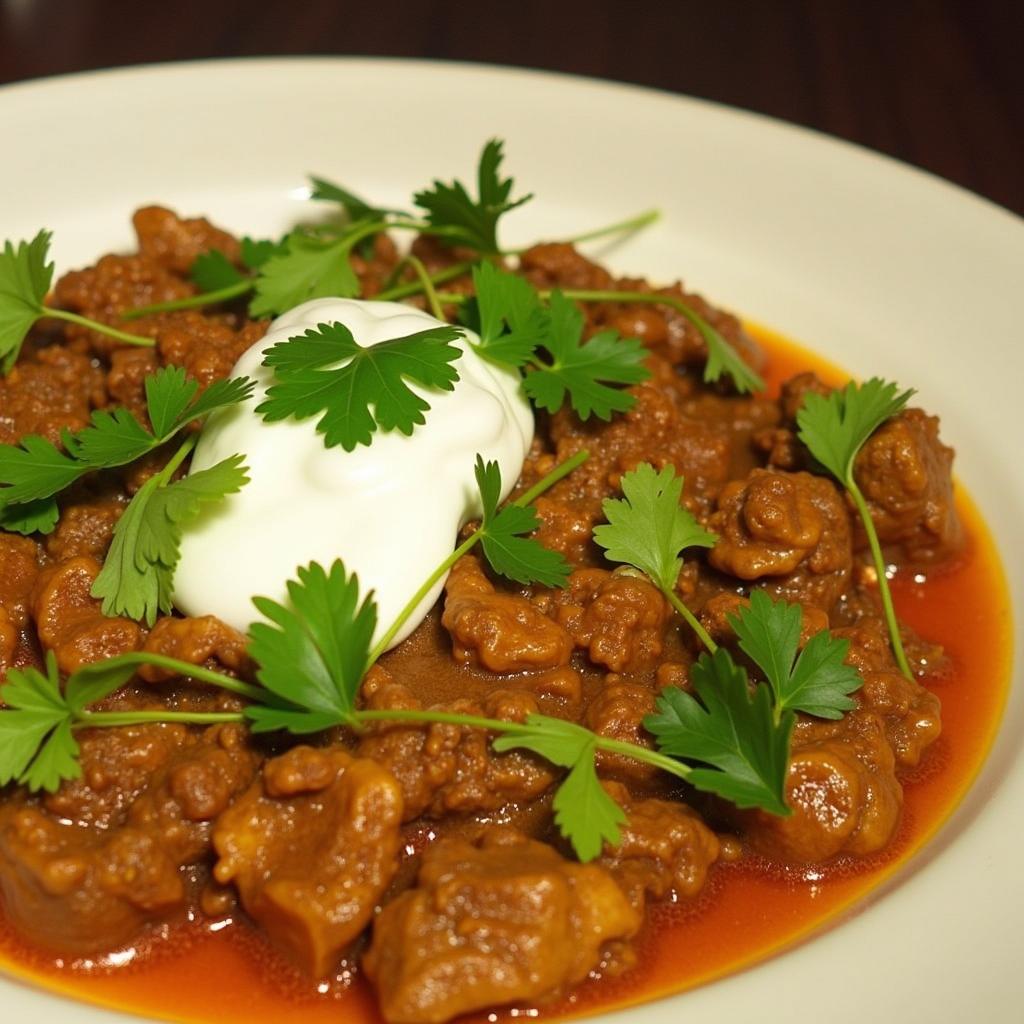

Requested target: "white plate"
[{"left": 0, "top": 57, "right": 1021, "bottom": 1023}]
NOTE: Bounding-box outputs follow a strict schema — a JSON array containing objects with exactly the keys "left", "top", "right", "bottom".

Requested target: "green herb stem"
[
  {"left": 76, "top": 710, "right": 245, "bottom": 727},
  {"left": 508, "top": 209, "right": 661, "bottom": 254},
  {"left": 123, "top": 280, "right": 255, "bottom": 320},
  {"left": 846, "top": 476, "right": 913, "bottom": 679},
  {"left": 86, "top": 651, "right": 266, "bottom": 701},
  {"left": 157, "top": 432, "right": 198, "bottom": 483},
  {"left": 406, "top": 255, "right": 445, "bottom": 320},
  {"left": 665, "top": 588, "right": 717, "bottom": 655},
  {"left": 375, "top": 260, "right": 475, "bottom": 302},
  {"left": 593, "top": 735, "right": 692, "bottom": 782},
  {"left": 44, "top": 307, "right": 155, "bottom": 347},
  {"left": 369, "top": 449, "right": 590, "bottom": 663}
]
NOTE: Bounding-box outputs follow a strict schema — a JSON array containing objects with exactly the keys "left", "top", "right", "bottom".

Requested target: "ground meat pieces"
[
  {"left": 107, "top": 347, "right": 160, "bottom": 419},
  {"left": 138, "top": 614, "right": 251, "bottom": 682},
  {"left": 213, "top": 746, "right": 403, "bottom": 977},
  {"left": 0, "top": 724, "right": 255, "bottom": 955},
  {"left": 709, "top": 469, "right": 852, "bottom": 611},
  {"left": 0, "top": 534, "right": 42, "bottom": 670},
  {"left": 585, "top": 682, "right": 658, "bottom": 781},
  {"left": 133, "top": 206, "right": 241, "bottom": 275},
  {"left": 30, "top": 557, "right": 142, "bottom": 672},
  {"left": 518, "top": 242, "right": 614, "bottom": 292},
  {"left": 745, "top": 710, "right": 902, "bottom": 862},
  {"left": 531, "top": 494, "right": 603, "bottom": 566},
  {"left": 157, "top": 314, "right": 267, "bottom": 389},
  {"left": 0, "top": 346, "right": 105, "bottom": 444},
  {"left": 357, "top": 680, "right": 556, "bottom": 820},
  {"left": 552, "top": 569, "right": 671, "bottom": 672},
  {"left": 441, "top": 555, "right": 572, "bottom": 672},
  {"left": 599, "top": 781, "right": 719, "bottom": 908},
  {"left": 44, "top": 496, "right": 124, "bottom": 562},
  {"left": 853, "top": 408, "right": 962, "bottom": 564},
  {"left": 364, "top": 829, "right": 640, "bottom": 1024}
]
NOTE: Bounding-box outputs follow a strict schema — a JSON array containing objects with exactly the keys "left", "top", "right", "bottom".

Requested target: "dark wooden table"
[{"left": 1, "top": 0, "right": 1020, "bottom": 216}]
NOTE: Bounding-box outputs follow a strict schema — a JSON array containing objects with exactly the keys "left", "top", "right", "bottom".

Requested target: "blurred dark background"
[{"left": 1, "top": 0, "right": 1020, "bottom": 215}]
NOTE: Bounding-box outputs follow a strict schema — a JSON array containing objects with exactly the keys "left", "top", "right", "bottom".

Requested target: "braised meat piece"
[
  {"left": 709, "top": 468, "right": 852, "bottom": 611},
  {"left": 214, "top": 746, "right": 403, "bottom": 976},
  {"left": 364, "top": 829, "right": 640, "bottom": 1024},
  {"left": 853, "top": 408, "right": 962, "bottom": 564},
  {"left": 441, "top": 555, "right": 573, "bottom": 672}
]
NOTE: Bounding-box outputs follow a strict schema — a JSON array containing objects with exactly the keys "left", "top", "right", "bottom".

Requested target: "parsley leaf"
[
  {"left": 646, "top": 649, "right": 792, "bottom": 815},
  {"left": 796, "top": 377, "right": 916, "bottom": 680},
  {"left": 246, "top": 560, "right": 376, "bottom": 734},
  {"left": 240, "top": 236, "right": 286, "bottom": 271},
  {"left": 594, "top": 462, "right": 717, "bottom": 592},
  {"left": 0, "top": 654, "right": 79, "bottom": 792},
  {"left": 797, "top": 378, "right": 915, "bottom": 482},
  {"left": 0, "top": 368, "right": 254, "bottom": 525},
  {"left": 0, "top": 230, "right": 54, "bottom": 372},
  {"left": 471, "top": 262, "right": 547, "bottom": 367},
  {"left": 494, "top": 715, "right": 626, "bottom": 861},
  {"left": 474, "top": 456, "right": 571, "bottom": 587},
  {"left": 730, "top": 590, "right": 861, "bottom": 720},
  {"left": 414, "top": 139, "right": 532, "bottom": 255},
  {"left": 309, "top": 176, "right": 404, "bottom": 222},
  {"left": 257, "top": 320, "right": 464, "bottom": 451},
  {"left": 249, "top": 230, "right": 363, "bottom": 318},
  {"left": 91, "top": 453, "right": 249, "bottom": 625},
  {"left": 191, "top": 250, "right": 245, "bottom": 292},
  {"left": 523, "top": 291, "right": 650, "bottom": 420}
]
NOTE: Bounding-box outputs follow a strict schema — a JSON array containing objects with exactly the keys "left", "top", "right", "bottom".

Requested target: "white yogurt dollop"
[{"left": 173, "top": 298, "right": 534, "bottom": 649}]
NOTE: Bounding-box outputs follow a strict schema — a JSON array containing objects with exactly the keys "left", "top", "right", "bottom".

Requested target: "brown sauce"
[{"left": 0, "top": 325, "right": 1012, "bottom": 1023}]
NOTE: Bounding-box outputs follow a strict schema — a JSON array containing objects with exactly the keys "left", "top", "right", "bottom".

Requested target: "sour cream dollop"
[{"left": 173, "top": 298, "right": 534, "bottom": 649}]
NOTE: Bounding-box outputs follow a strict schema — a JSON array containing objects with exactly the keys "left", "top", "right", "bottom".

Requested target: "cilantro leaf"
[
  {"left": 493, "top": 715, "right": 626, "bottom": 861},
  {"left": 240, "top": 236, "right": 286, "bottom": 271},
  {"left": 645, "top": 648, "right": 792, "bottom": 815},
  {"left": 682, "top": 303, "right": 764, "bottom": 395},
  {"left": 414, "top": 139, "right": 532, "bottom": 255},
  {"left": 796, "top": 378, "right": 915, "bottom": 483},
  {"left": 0, "top": 655, "right": 79, "bottom": 792},
  {"left": 594, "top": 462, "right": 717, "bottom": 592},
  {"left": 730, "top": 590, "right": 862, "bottom": 720},
  {"left": 246, "top": 560, "right": 376, "bottom": 733},
  {"left": 471, "top": 262, "right": 547, "bottom": 367},
  {"left": 474, "top": 456, "right": 570, "bottom": 587},
  {"left": 309, "top": 176, "right": 404, "bottom": 222},
  {"left": 257, "top": 321, "right": 463, "bottom": 451},
  {"left": 91, "top": 454, "right": 249, "bottom": 624},
  {"left": 523, "top": 291, "right": 650, "bottom": 420},
  {"left": 0, "top": 230, "right": 54, "bottom": 372},
  {"left": 249, "top": 230, "right": 362, "bottom": 318},
  {"left": 170, "top": 375, "right": 256, "bottom": 430},
  {"left": 144, "top": 366, "right": 200, "bottom": 439},
  {"left": 191, "top": 250, "right": 245, "bottom": 292},
  {"left": 0, "top": 496, "right": 59, "bottom": 534},
  {"left": 0, "top": 434, "right": 82, "bottom": 504},
  {"left": 69, "top": 407, "right": 155, "bottom": 467}
]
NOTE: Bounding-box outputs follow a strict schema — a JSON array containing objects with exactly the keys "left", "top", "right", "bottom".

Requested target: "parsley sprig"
[
  {"left": 255, "top": 321, "right": 464, "bottom": 451},
  {"left": 797, "top": 378, "right": 915, "bottom": 678},
  {"left": 0, "top": 231, "right": 155, "bottom": 371},
  {"left": 0, "top": 367, "right": 254, "bottom": 534}
]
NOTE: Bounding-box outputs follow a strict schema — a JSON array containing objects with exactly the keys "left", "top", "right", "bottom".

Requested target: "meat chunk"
[
  {"left": 213, "top": 746, "right": 403, "bottom": 977},
  {"left": 552, "top": 568, "right": 671, "bottom": 672},
  {"left": 599, "top": 781, "right": 720, "bottom": 908},
  {"left": 853, "top": 408, "right": 961, "bottom": 564},
  {"left": 0, "top": 534, "right": 42, "bottom": 670},
  {"left": 745, "top": 710, "right": 902, "bottom": 862},
  {"left": 138, "top": 614, "right": 251, "bottom": 682},
  {"left": 44, "top": 497, "right": 124, "bottom": 562},
  {"left": 364, "top": 829, "right": 640, "bottom": 1024},
  {"left": 30, "top": 557, "right": 143, "bottom": 672},
  {"left": 158, "top": 314, "right": 267, "bottom": 390},
  {"left": 441, "top": 556, "right": 573, "bottom": 672},
  {"left": 133, "top": 205, "right": 241, "bottom": 275},
  {"left": 357, "top": 676, "right": 556, "bottom": 820},
  {"left": 0, "top": 724, "right": 256, "bottom": 954},
  {"left": 584, "top": 681, "right": 658, "bottom": 782},
  {"left": 709, "top": 469, "right": 852, "bottom": 611}
]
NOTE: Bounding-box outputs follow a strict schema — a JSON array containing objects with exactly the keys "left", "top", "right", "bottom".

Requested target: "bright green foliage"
[
  {"left": 593, "top": 463, "right": 717, "bottom": 592},
  {"left": 256, "top": 321, "right": 464, "bottom": 450},
  {"left": 414, "top": 139, "right": 532, "bottom": 254},
  {"left": 250, "top": 231, "right": 362, "bottom": 317},
  {"left": 473, "top": 456, "right": 571, "bottom": 587},
  {"left": 646, "top": 648, "right": 792, "bottom": 816},
  {"left": 0, "top": 230, "right": 54, "bottom": 372}
]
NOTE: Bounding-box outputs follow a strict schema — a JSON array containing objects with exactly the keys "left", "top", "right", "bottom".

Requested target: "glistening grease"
[{"left": 0, "top": 326, "right": 1011, "bottom": 1024}]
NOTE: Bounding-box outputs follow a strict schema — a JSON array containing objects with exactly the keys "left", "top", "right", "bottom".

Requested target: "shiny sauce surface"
[{"left": 0, "top": 326, "right": 1013, "bottom": 1024}]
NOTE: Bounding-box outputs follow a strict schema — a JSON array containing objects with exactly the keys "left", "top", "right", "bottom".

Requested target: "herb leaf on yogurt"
[{"left": 256, "top": 321, "right": 465, "bottom": 451}]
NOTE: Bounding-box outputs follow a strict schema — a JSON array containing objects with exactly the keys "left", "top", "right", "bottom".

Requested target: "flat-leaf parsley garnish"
[
  {"left": 797, "top": 378, "right": 915, "bottom": 678},
  {"left": 256, "top": 321, "right": 465, "bottom": 451}
]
